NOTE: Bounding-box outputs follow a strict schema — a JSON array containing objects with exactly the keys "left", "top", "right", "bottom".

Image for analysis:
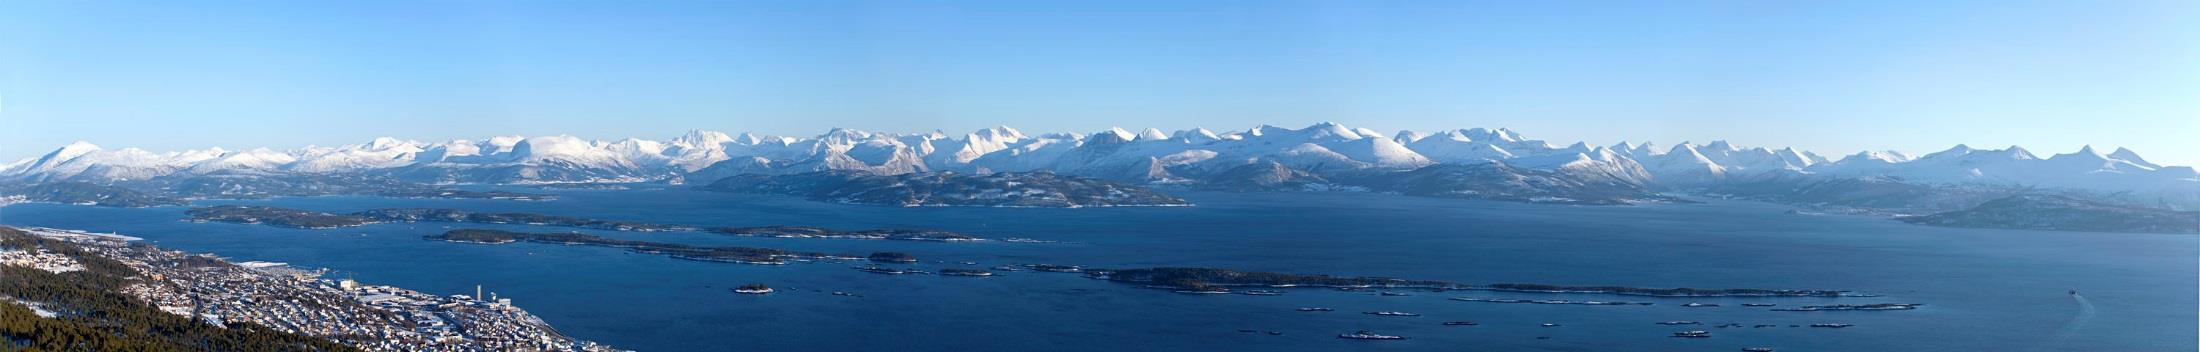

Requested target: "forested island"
[
  {"left": 375, "top": 189, "right": 555, "bottom": 201},
  {"left": 1475, "top": 283, "right": 1854, "bottom": 297},
  {"left": 1085, "top": 267, "right": 1857, "bottom": 297},
  {"left": 186, "top": 205, "right": 376, "bottom": 229},
  {"left": 1087, "top": 267, "right": 1460, "bottom": 292},
  {"left": 356, "top": 208, "right": 688, "bottom": 231},
  {"left": 1898, "top": 194, "right": 2200, "bottom": 234},
  {"left": 865, "top": 252, "right": 919, "bottom": 263},
  {"left": 427, "top": 229, "right": 844, "bottom": 264},
  {"left": 711, "top": 226, "right": 981, "bottom": 241}
]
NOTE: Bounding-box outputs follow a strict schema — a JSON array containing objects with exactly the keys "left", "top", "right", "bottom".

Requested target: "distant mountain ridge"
[
  {"left": 1899, "top": 194, "right": 2200, "bottom": 234},
  {"left": 4, "top": 123, "right": 2194, "bottom": 206}
]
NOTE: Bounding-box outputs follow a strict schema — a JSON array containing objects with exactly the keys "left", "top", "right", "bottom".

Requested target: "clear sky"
[{"left": 2, "top": 0, "right": 2195, "bottom": 165}]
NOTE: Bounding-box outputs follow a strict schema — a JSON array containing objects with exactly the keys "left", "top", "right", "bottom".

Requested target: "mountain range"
[{"left": 4, "top": 122, "right": 2194, "bottom": 208}]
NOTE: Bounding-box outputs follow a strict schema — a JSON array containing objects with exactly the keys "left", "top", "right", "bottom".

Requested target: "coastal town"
[{"left": 6, "top": 227, "right": 619, "bottom": 352}]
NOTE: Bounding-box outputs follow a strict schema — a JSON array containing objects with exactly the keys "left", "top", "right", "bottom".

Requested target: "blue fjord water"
[{"left": 0, "top": 189, "right": 2192, "bottom": 351}]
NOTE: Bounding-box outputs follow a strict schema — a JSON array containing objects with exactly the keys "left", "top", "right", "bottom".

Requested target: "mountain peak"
[
  {"left": 1246, "top": 124, "right": 1280, "bottom": 137},
  {"left": 1705, "top": 140, "right": 1738, "bottom": 151},
  {"left": 1136, "top": 128, "right": 1170, "bottom": 141},
  {"left": 1394, "top": 130, "right": 1429, "bottom": 144},
  {"left": 56, "top": 140, "right": 102, "bottom": 154},
  {"left": 28, "top": 141, "right": 105, "bottom": 169},
  {"left": 676, "top": 130, "right": 735, "bottom": 147},
  {"left": 1304, "top": 122, "right": 1362, "bottom": 140},
  {"left": 2109, "top": 147, "right": 2160, "bottom": 168},
  {"left": 1172, "top": 128, "right": 1220, "bottom": 143},
  {"left": 367, "top": 137, "right": 405, "bottom": 149},
  {"left": 1924, "top": 144, "right": 1976, "bottom": 159},
  {"left": 2003, "top": 146, "right": 2037, "bottom": 160},
  {"left": 1089, "top": 127, "right": 1136, "bottom": 144},
  {"left": 2050, "top": 145, "right": 2111, "bottom": 163},
  {"left": 977, "top": 125, "right": 1026, "bottom": 140}
]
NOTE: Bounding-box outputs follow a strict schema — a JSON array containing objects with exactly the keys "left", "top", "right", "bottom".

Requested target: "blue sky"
[{"left": 2, "top": 0, "right": 2195, "bottom": 165}]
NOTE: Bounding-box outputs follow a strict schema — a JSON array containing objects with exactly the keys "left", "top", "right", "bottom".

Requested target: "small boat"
[
  {"left": 1363, "top": 311, "right": 1420, "bottom": 317},
  {"left": 1296, "top": 307, "right": 1334, "bottom": 312},
  {"left": 1657, "top": 321, "right": 1702, "bottom": 325},
  {"left": 1442, "top": 321, "right": 1479, "bottom": 326},
  {"left": 1671, "top": 330, "right": 1712, "bottom": 338},
  {"left": 1540, "top": 323, "right": 1561, "bottom": 327},
  {"left": 1337, "top": 331, "right": 1405, "bottom": 340},
  {"left": 1022, "top": 264, "right": 1084, "bottom": 273},
  {"left": 2069, "top": 289, "right": 2078, "bottom": 295},
  {"left": 856, "top": 266, "right": 909, "bottom": 275},
  {"left": 731, "top": 284, "right": 773, "bottom": 295},
  {"left": 938, "top": 268, "right": 995, "bottom": 277}
]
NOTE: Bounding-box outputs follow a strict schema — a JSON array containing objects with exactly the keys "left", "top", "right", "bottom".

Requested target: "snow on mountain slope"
[
  {"left": 187, "top": 148, "right": 298, "bottom": 174},
  {"left": 0, "top": 157, "right": 28, "bottom": 176},
  {"left": 1136, "top": 128, "right": 1171, "bottom": 141},
  {"left": 1172, "top": 128, "right": 1221, "bottom": 143},
  {"left": 929, "top": 126, "right": 1026, "bottom": 169},
  {"left": 1643, "top": 143, "right": 1729, "bottom": 186},
  {"left": 1805, "top": 144, "right": 2194, "bottom": 192},
  {"left": 1508, "top": 146, "right": 1656, "bottom": 187},
  {"left": 289, "top": 138, "right": 424, "bottom": 172},
  {"left": 1407, "top": 131, "right": 1516, "bottom": 164},
  {"left": 1322, "top": 137, "right": 1434, "bottom": 169},
  {"left": 13, "top": 143, "right": 192, "bottom": 182},
  {"left": 2110, "top": 147, "right": 2160, "bottom": 169}
]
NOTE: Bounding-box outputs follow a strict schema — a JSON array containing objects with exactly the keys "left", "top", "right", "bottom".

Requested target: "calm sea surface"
[{"left": 2, "top": 188, "right": 2192, "bottom": 351}]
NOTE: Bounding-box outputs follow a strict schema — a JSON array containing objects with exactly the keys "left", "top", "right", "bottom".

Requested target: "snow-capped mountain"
[{"left": 3, "top": 122, "right": 2192, "bottom": 197}]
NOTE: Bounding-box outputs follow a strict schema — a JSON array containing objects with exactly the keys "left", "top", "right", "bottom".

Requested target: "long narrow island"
[
  {"left": 1082, "top": 267, "right": 1862, "bottom": 297},
  {"left": 711, "top": 226, "right": 982, "bottom": 242},
  {"left": 187, "top": 205, "right": 695, "bottom": 231},
  {"left": 186, "top": 205, "right": 377, "bottom": 229},
  {"left": 188, "top": 205, "right": 996, "bottom": 242},
  {"left": 428, "top": 229, "right": 855, "bottom": 264},
  {"left": 358, "top": 208, "right": 693, "bottom": 231}
]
